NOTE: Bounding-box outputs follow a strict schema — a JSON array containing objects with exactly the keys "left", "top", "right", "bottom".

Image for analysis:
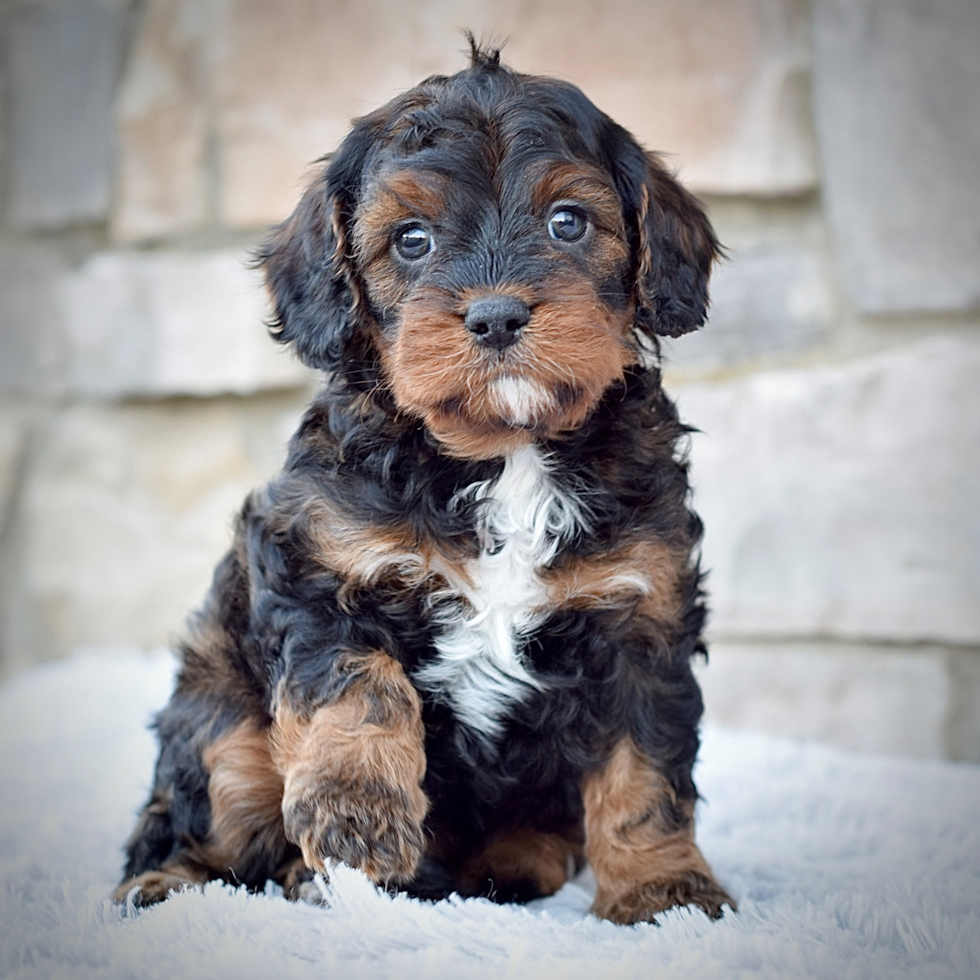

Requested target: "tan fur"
[
  {"left": 583, "top": 738, "right": 734, "bottom": 924},
  {"left": 201, "top": 722, "right": 287, "bottom": 868},
  {"left": 379, "top": 275, "right": 636, "bottom": 460},
  {"left": 636, "top": 183, "right": 654, "bottom": 299},
  {"left": 271, "top": 651, "right": 429, "bottom": 884},
  {"left": 359, "top": 157, "right": 640, "bottom": 461},
  {"left": 464, "top": 828, "right": 583, "bottom": 898},
  {"left": 544, "top": 539, "right": 686, "bottom": 624},
  {"left": 298, "top": 493, "right": 476, "bottom": 603},
  {"left": 178, "top": 541, "right": 262, "bottom": 705},
  {"left": 302, "top": 496, "right": 432, "bottom": 586},
  {"left": 112, "top": 862, "right": 208, "bottom": 906},
  {"left": 276, "top": 855, "right": 321, "bottom": 902},
  {"left": 114, "top": 724, "right": 294, "bottom": 905},
  {"left": 356, "top": 169, "right": 446, "bottom": 237},
  {"left": 531, "top": 160, "right": 628, "bottom": 255},
  {"left": 355, "top": 170, "right": 447, "bottom": 309}
]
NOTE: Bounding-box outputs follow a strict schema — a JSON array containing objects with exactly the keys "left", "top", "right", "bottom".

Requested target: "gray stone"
[
  {"left": 662, "top": 196, "right": 835, "bottom": 370},
  {"left": 0, "top": 247, "right": 67, "bottom": 395},
  {"left": 663, "top": 239, "right": 832, "bottom": 370},
  {"left": 811, "top": 0, "right": 980, "bottom": 313},
  {"left": 695, "top": 641, "right": 954, "bottom": 759},
  {"left": 0, "top": 406, "right": 28, "bottom": 680},
  {"left": 1, "top": 394, "right": 308, "bottom": 672},
  {"left": 946, "top": 650, "right": 980, "bottom": 763},
  {"left": 0, "top": 407, "right": 27, "bottom": 537},
  {"left": 672, "top": 334, "right": 980, "bottom": 644},
  {"left": 7, "top": 1, "right": 127, "bottom": 229},
  {"left": 59, "top": 249, "right": 313, "bottom": 397}
]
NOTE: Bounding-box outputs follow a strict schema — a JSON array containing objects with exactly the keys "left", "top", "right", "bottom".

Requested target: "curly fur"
[{"left": 115, "top": 40, "right": 733, "bottom": 924}]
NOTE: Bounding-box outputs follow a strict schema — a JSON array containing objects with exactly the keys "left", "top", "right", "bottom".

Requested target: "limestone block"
[
  {"left": 811, "top": 0, "right": 980, "bottom": 313},
  {"left": 0, "top": 407, "right": 27, "bottom": 535},
  {"left": 663, "top": 197, "right": 834, "bottom": 370},
  {"left": 673, "top": 335, "right": 980, "bottom": 644},
  {"left": 695, "top": 641, "right": 952, "bottom": 759},
  {"left": 0, "top": 247, "right": 67, "bottom": 395},
  {"left": 214, "top": 0, "right": 817, "bottom": 227},
  {"left": 664, "top": 240, "right": 832, "bottom": 370},
  {"left": 946, "top": 651, "right": 980, "bottom": 763},
  {"left": 111, "top": 0, "right": 211, "bottom": 242},
  {"left": 59, "top": 250, "right": 312, "bottom": 397},
  {"left": 4, "top": 394, "right": 308, "bottom": 667},
  {"left": 7, "top": 1, "right": 127, "bottom": 229}
]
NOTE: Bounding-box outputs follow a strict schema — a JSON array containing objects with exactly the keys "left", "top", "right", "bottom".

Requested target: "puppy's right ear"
[{"left": 256, "top": 125, "right": 377, "bottom": 372}]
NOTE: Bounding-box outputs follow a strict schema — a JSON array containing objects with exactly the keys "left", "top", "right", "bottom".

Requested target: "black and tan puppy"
[{"left": 114, "top": 41, "right": 735, "bottom": 925}]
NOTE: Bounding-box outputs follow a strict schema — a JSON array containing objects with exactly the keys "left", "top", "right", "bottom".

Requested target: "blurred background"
[{"left": 0, "top": 0, "right": 977, "bottom": 761}]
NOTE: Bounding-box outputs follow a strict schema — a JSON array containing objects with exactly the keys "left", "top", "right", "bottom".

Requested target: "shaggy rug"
[{"left": 1, "top": 650, "right": 978, "bottom": 980}]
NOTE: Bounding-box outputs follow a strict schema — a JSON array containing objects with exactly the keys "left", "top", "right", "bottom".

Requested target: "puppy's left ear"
[{"left": 618, "top": 146, "right": 721, "bottom": 339}]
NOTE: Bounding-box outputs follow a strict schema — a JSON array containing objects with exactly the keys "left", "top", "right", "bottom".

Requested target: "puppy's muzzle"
[{"left": 464, "top": 295, "right": 531, "bottom": 350}]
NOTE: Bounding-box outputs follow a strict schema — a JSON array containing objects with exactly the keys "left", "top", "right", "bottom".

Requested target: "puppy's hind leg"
[
  {"left": 113, "top": 698, "right": 214, "bottom": 906},
  {"left": 112, "top": 785, "right": 209, "bottom": 906},
  {"left": 114, "top": 699, "right": 296, "bottom": 906},
  {"left": 583, "top": 738, "right": 735, "bottom": 924}
]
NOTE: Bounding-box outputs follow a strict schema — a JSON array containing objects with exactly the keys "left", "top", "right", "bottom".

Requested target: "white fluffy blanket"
[{"left": 1, "top": 650, "right": 978, "bottom": 979}]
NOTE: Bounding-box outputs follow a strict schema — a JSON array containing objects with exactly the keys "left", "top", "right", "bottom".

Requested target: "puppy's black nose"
[{"left": 464, "top": 295, "right": 530, "bottom": 350}]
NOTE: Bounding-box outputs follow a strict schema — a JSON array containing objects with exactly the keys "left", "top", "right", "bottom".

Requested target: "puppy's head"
[{"left": 259, "top": 42, "right": 718, "bottom": 459}]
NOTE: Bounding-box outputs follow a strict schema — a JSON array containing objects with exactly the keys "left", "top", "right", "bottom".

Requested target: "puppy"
[{"left": 114, "top": 41, "right": 735, "bottom": 925}]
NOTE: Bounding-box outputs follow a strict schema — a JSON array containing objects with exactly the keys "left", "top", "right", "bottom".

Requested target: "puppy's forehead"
[
  {"left": 363, "top": 157, "right": 616, "bottom": 215},
  {"left": 360, "top": 134, "right": 617, "bottom": 224},
  {"left": 355, "top": 83, "right": 617, "bottom": 208}
]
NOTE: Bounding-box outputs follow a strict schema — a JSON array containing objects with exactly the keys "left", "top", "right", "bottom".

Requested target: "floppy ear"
[
  {"left": 256, "top": 124, "right": 379, "bottom": 372},
  {"left": 617, "top": 144, "right": 721, "bottom": 339}
]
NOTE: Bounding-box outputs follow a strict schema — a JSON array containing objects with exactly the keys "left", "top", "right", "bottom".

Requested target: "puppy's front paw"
[
  {"left": 593, "top": 870, "right": 736, "bottom": 925},
  {"left": 282, "top": 775, "right": 427, "bottom": 884}
]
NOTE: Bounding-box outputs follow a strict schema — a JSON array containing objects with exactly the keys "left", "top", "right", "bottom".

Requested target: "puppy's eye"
[
  {"left": 547, "top": 208, "right": 587, "bottom": 242},
  {"left": 395, "top": 225, "right": 432, "bottom": 260}
]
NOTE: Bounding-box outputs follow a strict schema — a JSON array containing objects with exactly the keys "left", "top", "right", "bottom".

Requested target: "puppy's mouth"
[
  {"left": 438, "top": 371, "right": 570, "bottom": 431},
  {"left": 378, "top": 286, "right": 635, "bottom": 457}
]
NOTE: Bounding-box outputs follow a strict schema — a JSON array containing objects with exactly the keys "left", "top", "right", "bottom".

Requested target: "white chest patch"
[{"left": 414, "top": 445, "right": 587, "bottom": 744}]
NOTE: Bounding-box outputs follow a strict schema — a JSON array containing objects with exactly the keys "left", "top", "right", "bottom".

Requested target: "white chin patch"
[{"left": 489, "top": 376, "right": 553, "bottom": 426}]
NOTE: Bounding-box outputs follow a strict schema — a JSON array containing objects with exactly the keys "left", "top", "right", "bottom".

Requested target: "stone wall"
[{"left": 1, "top": 0, "right": 978, "bottom": 759}]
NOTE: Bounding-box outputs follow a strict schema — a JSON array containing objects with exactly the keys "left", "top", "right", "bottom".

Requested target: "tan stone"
[
  {"left": 3, "top": 394, "right": 309, "bottom": 669},
  {"left": 111, "top": 0, "right": 212, "bottom": 242},
  {"left": 215, "top": 0, "right": 818, "bottom": 228},
  {"left": 946, "top": 651, "right": 980, "bottom": 763}
]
